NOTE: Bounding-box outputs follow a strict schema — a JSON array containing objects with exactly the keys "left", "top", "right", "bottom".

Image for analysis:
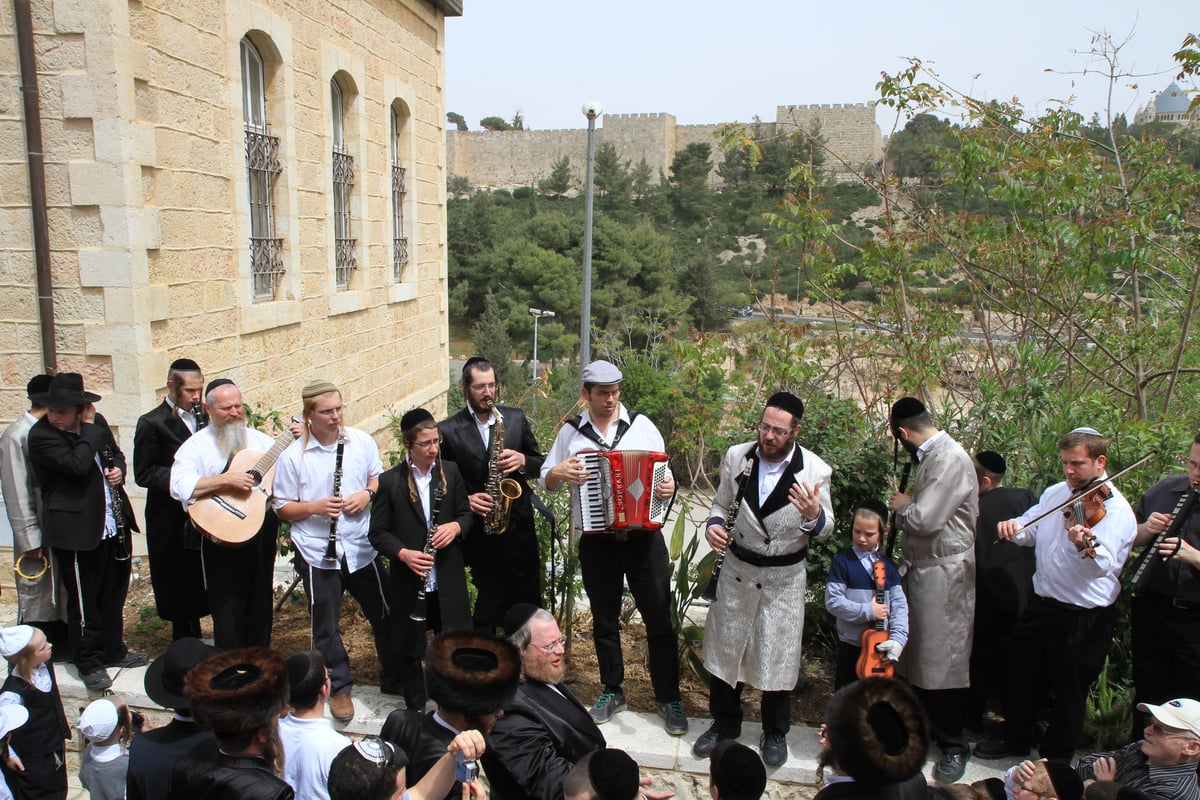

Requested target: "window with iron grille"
[
  {"left": 390, "top": 107, "right": 409, "bottom": 282},
  {"left": 241, "top": 38, "right": 284, "bottom": 301},
  {"left": 331, "top": 80, "right": 356, "bottom": 289}
]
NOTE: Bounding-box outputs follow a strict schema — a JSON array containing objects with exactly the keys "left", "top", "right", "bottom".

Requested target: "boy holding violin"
[{"left": 976, "top": 427, "right": 1138, "bottom": 764}]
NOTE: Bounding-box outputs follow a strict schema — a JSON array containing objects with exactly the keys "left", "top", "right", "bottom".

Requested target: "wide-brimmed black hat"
[
  {"left": 425, "top": 631, "right": 521, "bottom": 715},
  {"left": 31, "top": 372, "right": 100, "bottom": 407},
  {"left": 145, "top": 637, "right": 219, "bottom": 710}
]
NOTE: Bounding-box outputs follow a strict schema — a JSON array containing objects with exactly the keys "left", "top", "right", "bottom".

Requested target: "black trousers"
[
  {"left": 834, "top": 640, "right": 862, "bottom": 690},
  {"left": 709, "top": 677, "right": 791, "bottom": 736},
  {"left": 579, "top": 530, "right": 680, "bottom": 703},
  {"left": 201, "top": 519, "right": 277, "bottom": 650},
  {"left": 1002, "top": 594, "right": 1117, "bottom": 760},
  {"left": 54, "top": 538, "right": 130, "bottom": 674},
  {"left": 0, "top": 749, "right": 66, "bottom": 800},
  {"left": 296, "top": 550, "right": 400, "bottom": 696},
  {"left": 466, "top": 518, "right": 541, "bottom": 631},
  {"left": 914, "top": 686, "right": 968, "bottom": 754},
  {"left": 1130, "top": 591, "right": 1200, "bottom": 741}
]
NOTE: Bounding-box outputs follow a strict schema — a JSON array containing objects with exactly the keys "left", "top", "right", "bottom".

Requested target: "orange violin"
[
  {"left": 1062, "top": 482, "right": 1112, "bottom": 559},
  {"left": 856, "top": 559, "right": 894, "bottom": 679}
]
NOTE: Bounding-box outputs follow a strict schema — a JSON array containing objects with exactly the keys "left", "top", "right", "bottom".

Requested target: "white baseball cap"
[
  {"left": 0, "top": 704, "right": 29, "bottom": 738},
  {"left": 1138, "top": 698, "right": 1200, "bottom": 738}
]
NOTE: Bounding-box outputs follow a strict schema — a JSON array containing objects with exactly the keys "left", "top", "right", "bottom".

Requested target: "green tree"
[
  {"left": 446, "top": 111, "right": 467, "bottom": 131},
  {"left": 667, "top": 142, "right": 713, "bottom": 224},
  {"left": 886, "top": 112, "right": 956, "bottom": 184},
  {"left": 471, "top": 292, "right": 521, "bottom": 389},
  {"left": 631, "top": 158, "right": 655, "bottom": 199},
  {"left": 539, "top": 155, "right": 572, "bottom": 197},
  {"left": 480, "top": 116, "right": 514, "bottom": 132},
  {"left": 593, "top": 141, "right": 632, "bottom": 211}
]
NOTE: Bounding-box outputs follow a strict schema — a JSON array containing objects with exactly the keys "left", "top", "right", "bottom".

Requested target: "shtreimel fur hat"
[
  {"left": 425, "top": 631, "right": 521, "bottom": 716},
  {"left": 824, "top": 677, "right": 929, "bottom": 787},
  {"left": 185, "top": 647, "right": 288, "bottom": 736}
]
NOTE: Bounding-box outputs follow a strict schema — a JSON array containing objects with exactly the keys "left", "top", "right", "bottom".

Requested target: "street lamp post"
[
  {"left": 580, "top": 101, "right": 602, "bottom": 367},
  {"left": 529, "top": 307, "right": 555, "bottom": 382}
]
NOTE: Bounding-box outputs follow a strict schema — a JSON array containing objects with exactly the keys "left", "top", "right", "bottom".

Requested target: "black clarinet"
[
  {"left": 700, "top": 458, "right": 754, "bottom": 602},
  {"left": 1130, "top": 482, "right": 1198, "bottom": 595},
  {"left": 192, "top": 399, "right": 208, "bottom": 430},
  {"left": 322, "top": 430, "right": 347, "bottom": 567},
  {"left": 410, "top": 465, "right": 445, "bottom": 623},
  {"left": 884, "top": 460, "right": 913, "bottom": 559},
  {"left": 101, "top": 445, "right": 132, "bottom": 562}
]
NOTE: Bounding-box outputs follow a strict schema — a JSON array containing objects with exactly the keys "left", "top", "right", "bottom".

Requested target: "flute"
[{"left": 321, "top": 429, "right": 347, "bottom": 567}]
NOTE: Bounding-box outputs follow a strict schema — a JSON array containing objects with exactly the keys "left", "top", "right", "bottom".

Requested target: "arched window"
[
  {"left": 331, "top": 78, "right": 356, "bottom": 289},
  {"left": 241, "top": 37, "right": 283, "bottom": 300},
  {"left": 390, "top": 104, "right": 409, "bottom": 282}
]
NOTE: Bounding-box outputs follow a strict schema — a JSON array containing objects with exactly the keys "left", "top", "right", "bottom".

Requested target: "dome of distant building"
[{"left": 1155, "top": 82, "right": 1191, "bottom": 114}]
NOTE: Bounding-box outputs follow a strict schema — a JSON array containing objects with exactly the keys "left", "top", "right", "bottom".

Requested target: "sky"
[{"left": 445, "top": 1, "right": 1193, "bottom": 135}]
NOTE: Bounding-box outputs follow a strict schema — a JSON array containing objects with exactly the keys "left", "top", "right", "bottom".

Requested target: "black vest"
[{"left": 2, "top": 666, "right": 70, "bottom": 755}]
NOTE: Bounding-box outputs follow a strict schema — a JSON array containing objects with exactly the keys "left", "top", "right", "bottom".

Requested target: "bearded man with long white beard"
[{"left": 170, "top": 379, "right": 280, "bottom": 649}]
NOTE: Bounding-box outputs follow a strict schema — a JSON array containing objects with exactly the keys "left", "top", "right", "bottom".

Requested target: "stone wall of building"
[
  {"left": 0, "top": 0, "right": 454, "bottom": 452},
  {"left": 447, "top": 103, "right": 883, "bottom": 190}
]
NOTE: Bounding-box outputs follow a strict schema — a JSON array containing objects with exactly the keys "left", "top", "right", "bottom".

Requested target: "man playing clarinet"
[
  {"left": 273, "top": 380, "right": 397, "bottom": 723},
  {"left": 1127, "top": 433, "right": 1200, "bottom": 740}
]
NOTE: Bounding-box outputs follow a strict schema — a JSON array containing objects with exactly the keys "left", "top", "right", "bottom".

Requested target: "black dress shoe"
[
  {"left": 759, "top": 732, "right": 788, "bottom": 767},
  {"left": 935, "top": 750, "right": 968, "bottom": 783},
  {"left": 974, "top": 738, "right": 1029, "bottom": 759},
  {"left": 692, "top": 724, "right": 727, "bottom": 758}
]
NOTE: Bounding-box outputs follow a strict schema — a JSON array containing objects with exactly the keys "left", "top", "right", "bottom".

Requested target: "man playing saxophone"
[{"left": 439, "top": 357, "right": 545, "bottom": 632}]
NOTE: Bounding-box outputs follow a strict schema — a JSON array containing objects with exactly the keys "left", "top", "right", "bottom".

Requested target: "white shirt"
[
  {"left": 273, "top": 428, "right": 382, "bottom": 572},
  {"left": 166, "top": 398, "right": 199, "bottom": 435},
  {"left": 471, "top": 407, "right": 494, "bottom": 449},
  {"left": 278, "top": 714, "right": 347, "bottom": 800},
  {"left": 756, "top": 452, "right": 791, "bottom": 506},
  {"left": 541, "top": 403, "right": 670, "bottom": 524},
  {"left": 1010, "top": 476, "right": 1137, "bottom": 607},
  {"left": 170, "top": 426, "right": 275, "bottom": 510}
]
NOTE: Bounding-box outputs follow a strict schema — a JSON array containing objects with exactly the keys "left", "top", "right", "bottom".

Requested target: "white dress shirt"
[
  {"left": 169, "top": 426, "right": 275, "bottom": 510},
  {"left": 278, "top": 713, "right": 347, "bottom": 800}
]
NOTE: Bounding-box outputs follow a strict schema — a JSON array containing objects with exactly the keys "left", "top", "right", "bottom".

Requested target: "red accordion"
[{"left": 577, "top": 449, "right": 671, "bottom": 534}]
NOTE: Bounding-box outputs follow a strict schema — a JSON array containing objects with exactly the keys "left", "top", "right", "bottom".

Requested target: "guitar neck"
[
  {"left": 248, "top": 430, "right": 295, "bottom": 481},
  {"left": 873, "top": 560, "right": 887, "bottom": 631}
]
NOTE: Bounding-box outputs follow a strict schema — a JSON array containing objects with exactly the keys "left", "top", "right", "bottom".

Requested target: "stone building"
[
  {"left": 446, "top": 103, "right": 884, "bottom": 191},
  {"left": 0, "top": 0, "right": 461, "bottom": 473},
  {"left": 1133, "top": 82, "right": 1199, "bottom": 125}
]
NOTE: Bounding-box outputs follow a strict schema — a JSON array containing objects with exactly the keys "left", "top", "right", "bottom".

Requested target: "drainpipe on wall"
[{"left": 14, "top": 0, "right": 57, "bottom": 374}]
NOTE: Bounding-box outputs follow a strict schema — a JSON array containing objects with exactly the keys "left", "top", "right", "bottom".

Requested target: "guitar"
[
  {"left": 188, "top": 425, "right": 297, "bottom": 546},
  {"left": 856, "top": 558, "right": 894, "bottom": 679}
]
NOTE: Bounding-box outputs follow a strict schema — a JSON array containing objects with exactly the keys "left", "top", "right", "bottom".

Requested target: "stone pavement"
[{"left": 0, "top": 549, "right": 1022, "bottom": 799}]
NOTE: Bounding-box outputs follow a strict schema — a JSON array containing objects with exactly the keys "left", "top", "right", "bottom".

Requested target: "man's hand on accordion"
[
  {"left": 654, "top": 474, "right": 676, "bottom": 500},
  {"left": 549, "top": 456, "right": 591, "bottom": 487}
]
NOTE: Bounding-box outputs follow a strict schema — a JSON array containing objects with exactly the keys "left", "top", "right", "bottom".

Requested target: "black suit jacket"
[
  {"left": 27, "top": 417, "right": 137, "bottom": 551},
  {"left": 380, "top": 710, "right": 460, "bottom": 800},
  {"left": 439, "top": 405, "right": 543, "bottom": 498},
  {"left": 481, "top": 680, "right": 606, "bottom": 800},
  {"left": 369, "top": 458, "right": 473, "bottom": 631},
  {"left": 134, "top": 401, "right": 209, "bottom": 620},
  {"left": 128, "top": 719, "right": 218, "bottom": 800}
]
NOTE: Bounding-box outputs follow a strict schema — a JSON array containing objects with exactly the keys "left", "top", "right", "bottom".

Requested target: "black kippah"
[
  {"left": 503, "top": 603, "right": 539, "bottom": 637},
  {"left": 170, "top": 358, "right": 201, "bottom": 372},
  {"left": 712, "top": 743, "right": 767, "bottom": 798},
  {"left": 26, "top": 374, "right": 52, "bottom": 398},
  {"left": 975, "top": 450, "right": 1006, "bottom": 475},
  {"left": 588, "top": 749, "right": 639, "bottom": 800},
  {"left": 210, "top": 663, "right": 263, "bottom": 691},
  {"left": 855, "top": 498, "right": 890, "bottom": 521},
  {"left": 205, "top": 378, "right": 235, "bottom": 396},
  {"left": 400, "top": 408, "right": 435, "bottom": 432},
  {"left": 285, "top": 652, "right": 313, "bottom": 690},
  {"left": 765, "top": 391, "right": 804, "bottom": 420},
  {"left": 890, "top": 397, "right": 926, "bottom": 421}
]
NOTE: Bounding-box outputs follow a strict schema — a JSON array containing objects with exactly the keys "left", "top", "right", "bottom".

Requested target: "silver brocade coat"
[
  {"left": 894, "top": 432, "right": 979, "bottom": 690},
  {"left": 703, "top": 441, "right": 834, "bottom": 691}
]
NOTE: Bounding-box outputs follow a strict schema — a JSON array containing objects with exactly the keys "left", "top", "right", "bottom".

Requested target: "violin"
[
  {"left": 856, "top": 559, "right": 895, "bottom": 679},
  {"left": 1062, "top": 482, "right": 1112, "bottom": 559}
]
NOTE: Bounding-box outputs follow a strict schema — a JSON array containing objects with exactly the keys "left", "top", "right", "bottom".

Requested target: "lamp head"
[{"left": 581, "top": 101, "right": 603, "bottom": 119}]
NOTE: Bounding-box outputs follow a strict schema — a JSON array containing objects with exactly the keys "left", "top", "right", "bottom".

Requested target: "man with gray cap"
[
  {"left": 541, "top": 360, "right": 684, "bottom": 735},
  {"left": 0, "top": 374, "right": 67, "bottom": 648}
]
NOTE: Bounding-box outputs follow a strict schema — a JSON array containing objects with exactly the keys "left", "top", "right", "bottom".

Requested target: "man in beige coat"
[{"left": 888, "top": 396, "right": 978, "bottom": 784}]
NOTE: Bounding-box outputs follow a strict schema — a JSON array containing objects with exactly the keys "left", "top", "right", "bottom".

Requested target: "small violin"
[{"left": 1062, "top": 482, "right": 1112, "bottom": 559}]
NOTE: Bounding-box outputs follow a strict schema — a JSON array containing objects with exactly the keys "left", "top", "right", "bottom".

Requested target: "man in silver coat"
[{"left": 694, "top": 391, "right": 834, "bottom": 767}]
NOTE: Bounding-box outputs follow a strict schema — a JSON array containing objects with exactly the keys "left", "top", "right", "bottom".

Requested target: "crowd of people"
[{"left": 0, "top": 357, "right": 1197, "bottom": 800}]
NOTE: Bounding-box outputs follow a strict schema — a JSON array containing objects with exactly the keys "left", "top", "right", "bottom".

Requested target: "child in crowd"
[
  {"left": 0, "top": 625, "right": 70, "bottom": 800},
  {"left": 78, "top": 696, "right": 132, "bottom": 800},
  {"left": 824, "top": 499, "right": 909, "bottom": 689}
]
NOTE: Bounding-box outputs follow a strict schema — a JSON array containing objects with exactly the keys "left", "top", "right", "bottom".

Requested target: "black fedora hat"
[
  {"left": 31, "top": 372, "right": 101, "bottom": 407},
  {"left": 145, "top": 637, "right": 219, "bottom": 710}
]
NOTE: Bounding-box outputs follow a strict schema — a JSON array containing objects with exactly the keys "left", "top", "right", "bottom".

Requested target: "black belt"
[
  {"left": 1141, "top": 591, "right": 1200, "bottom": 611},
  {"left": 729, "top": 541, "right": 807, "bottom": 567}
]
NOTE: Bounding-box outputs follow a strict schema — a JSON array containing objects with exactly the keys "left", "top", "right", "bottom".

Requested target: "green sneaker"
[
  {"left": 589, "top": 689, "right": 627, "bottom": 724},
  {"left": 658, "top": 700, "right": 689, "bottom": 735}
]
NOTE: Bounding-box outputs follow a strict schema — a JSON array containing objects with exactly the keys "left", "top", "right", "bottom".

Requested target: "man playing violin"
[
  {"left": 976, "top": 427, "right": 1138, "bottom": 764},
  {"left": 1127, "top": 433, "right": 1200, "bottom": 741}
]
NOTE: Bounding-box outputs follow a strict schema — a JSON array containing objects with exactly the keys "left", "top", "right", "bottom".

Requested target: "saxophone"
[{"left": 483, "top": 404, "right": 523, "bottom": 535}]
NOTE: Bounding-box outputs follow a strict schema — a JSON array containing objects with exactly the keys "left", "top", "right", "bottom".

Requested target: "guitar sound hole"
[{"left": 248, "top": 470, "right": 262, "bottom": 485}]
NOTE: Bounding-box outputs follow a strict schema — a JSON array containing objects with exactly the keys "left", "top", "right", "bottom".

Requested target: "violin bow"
[{"left": 1012, "top": 451, "right": 1157, "bottom": 536}]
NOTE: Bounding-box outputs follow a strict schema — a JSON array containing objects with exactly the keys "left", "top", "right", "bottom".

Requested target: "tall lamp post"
[
  {"left": 529, "top": 307, "right": 555, "bottom": 382},
  {"left": 580, "top": 101, "right": 602, "bottom": 367}
]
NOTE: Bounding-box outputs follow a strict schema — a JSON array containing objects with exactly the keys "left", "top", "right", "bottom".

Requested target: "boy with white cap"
[{"left": 78, "top": 696, "right": 131, "bottom": 800}]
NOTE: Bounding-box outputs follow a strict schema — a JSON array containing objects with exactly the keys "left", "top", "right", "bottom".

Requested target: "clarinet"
[
  {"left": 700, "top": 458, "right": 754, "bottom": 602},
  {"left": 101, "top": 445, "right": 132, "bottom": 562},
  {"left": 192, "top": 399, "right": 208, "bottom": 430},
  {"left": 410, "top": 463, "right": 445, "bottom": 623},
  {"left": 1130, "top": 481, "right": 1198, "bottom": 595},
  {"left": 321, "top": 429, "right": 347, "bottom": 567}
]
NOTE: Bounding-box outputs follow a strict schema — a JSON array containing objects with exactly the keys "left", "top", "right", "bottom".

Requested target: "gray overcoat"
[
  {"left": 894, "top": 431, "right": 978, "bottom": 690},
  {"left": 0, "top": 413, "right": 63, "bottom": 623},
  {"left": 703, "top": 441, "right": 834, "bottom": 691}
]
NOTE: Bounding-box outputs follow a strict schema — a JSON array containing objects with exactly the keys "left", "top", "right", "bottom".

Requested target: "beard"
[
  {"left": 524, "top": 657, "right": 566, "bottom": 686},
  {"left": 212, "top": 417, "right": 247, "bottom": 458}
]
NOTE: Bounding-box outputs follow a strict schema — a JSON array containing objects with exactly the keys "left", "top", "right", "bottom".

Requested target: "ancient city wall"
[{"left": 447, "top": 103, "right": 883, "bottom": 190}]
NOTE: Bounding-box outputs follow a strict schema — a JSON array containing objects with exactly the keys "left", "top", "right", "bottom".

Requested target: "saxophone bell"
[{"left": 484, "top": 405, "right": 521, "bottom": 535}]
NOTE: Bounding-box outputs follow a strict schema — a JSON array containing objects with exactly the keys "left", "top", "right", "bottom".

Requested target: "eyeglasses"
[
  {"left": 536, "top": 636, "right": 567, "bottom": 654},
  {"left": 413, "top": 437, "right": 442, "bottom": 449},
  {"left": 757, "top": 422, "right": 795, "bottom": 438},
  {"left": 1148, "top": 719, "right": 1198, "bottom": 740},
  {"left": 469, "top": 382, "right": 497, "bottom": 392}
]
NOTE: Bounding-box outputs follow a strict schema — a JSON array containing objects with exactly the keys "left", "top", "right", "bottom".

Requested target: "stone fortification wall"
[{"left": 447, "top": 104, "right": 883, "bottom": 190}]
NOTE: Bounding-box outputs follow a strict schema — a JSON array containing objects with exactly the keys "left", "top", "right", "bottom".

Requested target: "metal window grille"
[
  {"left": 333, "top": 147, "right": 356, "bottom": 289},
  {"left": 245, "top": 126, "right": 284, "bottom": 300},
  {"left": 391, "top": 164, "right": 408, "bottom": 281}
]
